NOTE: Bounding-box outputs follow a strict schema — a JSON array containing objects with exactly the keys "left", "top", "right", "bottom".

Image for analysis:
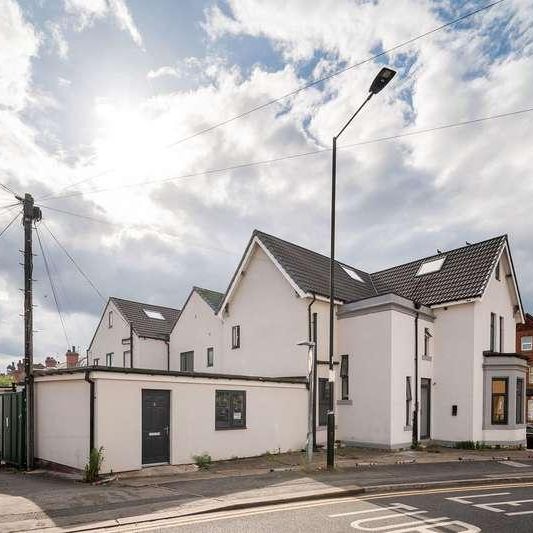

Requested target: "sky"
[{"left": 0, "top": 0, "right": 532, "bottom": 371}]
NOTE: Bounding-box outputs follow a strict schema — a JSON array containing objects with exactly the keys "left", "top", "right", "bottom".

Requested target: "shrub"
[
  {"left": 454, "top": 441, "right": 476, "bottom": 449},
  {"left": 84, "top": 447, "right": 104, "bottom": 483},
  {"left": 193, "top": 453, "right": 212, "bottom": 470}
]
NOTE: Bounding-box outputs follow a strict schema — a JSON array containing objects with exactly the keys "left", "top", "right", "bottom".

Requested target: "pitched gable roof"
[
  {"left": 194, "top": 286, "right": 224, "bottom": 312},
  {"left": 110, "top": 297, "right": 180, "bottom": 340},
  {"left": 371, "top": 236, "right": 507, "bottom": 306},
  {"left": 255, "top": 230, "right": 376, "bottom": 302}
]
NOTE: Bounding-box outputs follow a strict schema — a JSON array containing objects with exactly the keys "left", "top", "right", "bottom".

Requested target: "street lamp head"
[
  {"left": 368, "top": 67, "right": 396, "bottom": 95},
  {"left": 297, "top": 341, "right": 316, "bottom": 347}
]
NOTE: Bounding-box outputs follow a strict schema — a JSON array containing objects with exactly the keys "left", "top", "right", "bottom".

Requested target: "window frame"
[
  {"left": 424, "top": 328, "right": 432, "bottom": 357},
  {"left": 123, "top": 350, "right": 131, "bottom": 368},
  {"left": 491, "top": 377, "right": 509, "bottom": 425},
  {"left": 231, "top": 325, "right": 240, "bottom": 349},
  {"left": 180, "top": 351, "right": 194, "bottom": 372},
  {"left": 516, "top": 377, "right": 525, "bottom": 424},
  {"left": 108, "top": 310, "right": 113, "bottom": 328},
  {"left": 521, "top": 336, "right": 533, "bottom": 352},
  {"left": 105, "top": 352, "right": 113, "bottom": 367},
  {"left": 490, "top": 313, "right": 496, "bottom": 351},
  {"left": 215, "top": 390, "right": 246, "bottom": 430},
  {"left": 495, "top": 261, "right": 501, "bottom": 281},
  {"left": 207, "top": 347, "right": 214, "bottom": 367},
  {"left": 406, "top": 376, "right": 412, "bottom": 427},
  {"left": 340, "top": 354, "right": 349, "bottom": 400},
  {"left": 93, "top": 357, "right": 100, "bottom": 366}
]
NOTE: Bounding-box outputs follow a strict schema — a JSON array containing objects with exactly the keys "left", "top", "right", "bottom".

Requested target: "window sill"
[
  {"left": 337, "top": 399, "right": 352, "bottom": 406},
  {"left": 215, "top": 426, "right": 247, "bottom": 431}
]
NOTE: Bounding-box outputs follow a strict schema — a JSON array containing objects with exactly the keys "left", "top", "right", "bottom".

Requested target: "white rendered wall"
[
  {"left": 34, "top": 375, "right": 89, "bottom": 470},
  {"left": 219, "top": 246, "right": 309, "bottom": 377},
  {"left": 336, "top": 310, "right": 393, "bottom": 447},
  {"left": 93, "top": 373, "right": 307, "bottom": 473},
  {"left": 169, "top": 291, "right": 222, "bottom": 373},
  {"left": 136, "top": 336, "right": 168, "bottom": 371}
]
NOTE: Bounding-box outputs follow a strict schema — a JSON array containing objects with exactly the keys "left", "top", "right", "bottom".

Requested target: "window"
[
  {"left": 180, "top": 351, "right": 194, "bottom": 372},
  {"left": 490, "top": 313, "right": 496, "bottom": 351},
  {"left": 516, "top": 378, "right": 525, "bottom": 424},
  {"left": 207, "top": 347, "right": 214, "bottom": 367},
  {"left": 108, "top": 310, "right": 113, "bottom": 328},
  {"left": 424, "top": 328, "right": 432, "bottom": 357},
  {"left": 341, "top": 265, "right": 364, "bottom": 283},
  {"left": 491, "top": 377, "right": 508, "bottom": 425},
  {"left": 318, "top": 378, "right": 331, "bottom": 426},
  {"left": 93, "top": 357, "right": 100, "bottom": 366},
  {"left": 416, "top": 257, "right": 446, "bottom": 276},
  {"left": 340, "top": 355, "right": 349, "bottom": 400},
  {"left": 143, "top": 309, "right": 165, "bottom": 320},
  {"left": 521, "top": 336, "right": 533, "bottom": 352},
  {"left": 499, "top": 316, "right": 504, "bottom": 352},
  {"left": 215, "top": 390, "right": 246, "bottom": 430},
  {"left": 106, "top": 352, "right": 113, "bottom": 366},
  {"left": 232, "top": 325, "right": 240, "bottom": 349},
  {"left": 406, "top": 377, "right": 412, "bottom": 427},
  {"left": 123, "top": 350, "right": 131, "bottom": 368},
  {"left": 530, "top": 367, "right": 533, "bottom": 385},
  {"left": 495, "top": 261, "right": 501, "bottom": 281}
]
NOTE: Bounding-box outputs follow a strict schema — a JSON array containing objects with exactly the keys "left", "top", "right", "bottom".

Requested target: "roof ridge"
[
  {"left": 110, "top": 296, "right": 180, "bottom": 312},
  {"left": 370, "top": 235, "right": 507, "bottom": 276},
  {"left": 253, "top": 229, "right": 367, "bottom": 274}
]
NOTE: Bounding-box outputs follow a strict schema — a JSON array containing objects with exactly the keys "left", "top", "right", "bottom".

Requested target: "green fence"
[{"left": 0, "top": 391, "right": 26, "bottom": 468}]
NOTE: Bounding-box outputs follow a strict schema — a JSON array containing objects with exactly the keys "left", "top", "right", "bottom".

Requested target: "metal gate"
[{"left": 0, "top": 391, "right": 26, "bottom": 468}]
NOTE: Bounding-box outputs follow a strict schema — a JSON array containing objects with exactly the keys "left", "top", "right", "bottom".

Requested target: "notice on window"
[{"left": 233, "top": 412, "right": 242, "bottom": 420}]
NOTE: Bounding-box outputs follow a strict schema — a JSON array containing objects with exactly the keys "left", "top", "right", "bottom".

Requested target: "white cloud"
[
  {"left": 0, "top": 0, "right": 39, "bottom": 111},
  {"left": 46, "top": 21, "right": 69, "bottom": 59},
  {"left": 64, "top": 0, "right": 143, "bottom": 48},
  {"left": 147, "top": 66, "right": 180, "bottom": 80}
]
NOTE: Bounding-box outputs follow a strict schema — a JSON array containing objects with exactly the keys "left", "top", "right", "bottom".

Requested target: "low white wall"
[
  {"left": 34, "top": 375, "right": 89, "bottom": 470},
  {"left": 94, "top": 372, "right": 307, "bottom": 473}
]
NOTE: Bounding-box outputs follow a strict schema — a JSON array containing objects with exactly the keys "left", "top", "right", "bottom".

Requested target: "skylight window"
[
  {"left": 144, "top": 309, "right": 165, "bottom": 320},
  {"left": 416, "top": 257, "right": 446, "bottom": 276},
  {"left": 341, "top": 265, "right": 364, "bottom": 283}
]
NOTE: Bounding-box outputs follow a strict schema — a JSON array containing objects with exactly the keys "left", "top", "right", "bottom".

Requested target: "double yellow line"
[{"left": 95, "top": 481, "right": 533, "bottom": 531}]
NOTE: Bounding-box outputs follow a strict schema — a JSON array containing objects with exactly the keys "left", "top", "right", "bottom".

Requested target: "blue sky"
[{"left": 1, "top": 0, "right": 532, "bottom": 370}]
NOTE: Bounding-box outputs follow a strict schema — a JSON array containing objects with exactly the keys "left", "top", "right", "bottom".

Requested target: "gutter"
[
  {"left": 166, "top": 339, "right": 170, "bottom": 371},
  {"left": 130, "top": 323, "right": 134, "bottom": 369},
  {"left": 84, "top": 371, "right": 95, "bottom": 452},
  {"left": 412, "top": 302, "right": 421, "bottom": 448}
]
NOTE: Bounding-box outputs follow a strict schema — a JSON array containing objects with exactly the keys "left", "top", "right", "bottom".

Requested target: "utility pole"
[{"left": 17, "top": 193, "right": 41, "bottom": 470}]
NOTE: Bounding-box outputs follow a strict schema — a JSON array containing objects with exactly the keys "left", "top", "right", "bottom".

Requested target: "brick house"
[{"left": 516, "top": 313, "right": 533, "bottom": 422}]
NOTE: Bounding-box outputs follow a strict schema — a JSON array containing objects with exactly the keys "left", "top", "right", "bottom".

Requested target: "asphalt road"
[{"left": 116, "top": 482, "right": 533, "bottom": 532}]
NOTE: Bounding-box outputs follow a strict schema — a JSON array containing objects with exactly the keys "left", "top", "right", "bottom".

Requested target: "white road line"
[
  {"left": 499, "top": 461, "right": 532, "bottom": 468},
  {"left": 329, "top": 502, "right": 417, "bottom": 518},
  {"left": 474, "top": 498, "right": 533, "bottom": 513},
  {"left": 446, "top": 492, "right": 511, "bottom": 504}
]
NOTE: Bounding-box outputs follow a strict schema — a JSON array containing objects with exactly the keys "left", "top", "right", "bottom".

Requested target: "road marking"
[
  {"left": 474, "top": 498, "right": 533, "bottom": 514},
  {"left": 499, "top": 461, "right": 531, "bottom": 468},
  {"left": 93, "top": 481, "right": 533, "bottom": 531},
  {"left": 447, "top": 492, "right": 511, "bottom": 504},
  {"left": 330, "top": 502, "right": 419, "bottom": 517}
]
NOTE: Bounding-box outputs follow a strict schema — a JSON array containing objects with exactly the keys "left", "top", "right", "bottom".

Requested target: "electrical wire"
[
  {"left": 0, "top": 181, "right": 16, "bottom": 196},
  {"left": 0, "top": 211, "right": 21, "bottom": 240},
  {"left": 41, "top": 220, "right": 105, "bottom": 302},
  {"left": 41, "top": 0, "right": 505, "bottom": 199},
  {"left": 34, "top": 224, "right": 71, "bottom": 348},
  {"left": 38, "top": 205, "right": 238, "bottom": 256},
  {"left": 42, "top": 105, "right": 533, "bottom": 202}
]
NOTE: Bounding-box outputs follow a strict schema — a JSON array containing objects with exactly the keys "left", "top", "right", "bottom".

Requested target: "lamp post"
[
  {"left": 327, "top": 67, "right": 396, "bottom": 470},
  {"left": 297, "top": 340, "right": 316, "bottom": 463}
]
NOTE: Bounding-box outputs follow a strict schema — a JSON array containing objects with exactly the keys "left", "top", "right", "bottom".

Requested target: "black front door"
[
  {"left": 142, "top": 389, "right": 170, "bottom": 465},
  {"left": 318, "top": 378, "right": 331, "bottom": 427}
]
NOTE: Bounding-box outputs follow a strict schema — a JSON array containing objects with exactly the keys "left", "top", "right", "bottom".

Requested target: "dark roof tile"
[{"left": 194, "top": 286, "right": 225, "bottom": 312}]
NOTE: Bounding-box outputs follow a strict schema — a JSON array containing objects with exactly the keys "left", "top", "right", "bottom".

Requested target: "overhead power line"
[
  {"left": 34, "top": 225, "right": 71, "bottom": 348},
  {"left": 41, "top": 220, "right": 106, "bottom": 302},
  {"left": 0, "top": 181, "right": 16, "bottom": 196},
  {"left": 43, "top": 0, "right": 505, "bottom": 199},
  {"left": 42, "top": 105, "right": 533, "bottom": 202},
  {"left": 0, "top": 211, "right": 21, "bottom": 240}
]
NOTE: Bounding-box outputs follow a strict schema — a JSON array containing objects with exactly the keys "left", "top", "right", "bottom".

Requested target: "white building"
[
  {"left": 33, "top": 230, "right": 527, "bottom": 472},
  {"left": 87, "top": 297, "right": 180, "bottom": 370}
]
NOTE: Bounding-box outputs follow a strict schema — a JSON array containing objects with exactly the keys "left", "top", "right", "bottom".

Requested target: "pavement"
[{"left": 1, "top": 447, "right": 533, "bottom": 532}]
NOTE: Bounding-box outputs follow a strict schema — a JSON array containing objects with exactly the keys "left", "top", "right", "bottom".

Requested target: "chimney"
[
  {"left": 45, "top": 356, "right": 57, "bottom": 368},
  {"left": 66, "top": 346, "right": 79, "bottom": 368}
]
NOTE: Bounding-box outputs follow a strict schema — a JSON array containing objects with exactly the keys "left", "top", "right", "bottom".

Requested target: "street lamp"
[
  {"left": 327, "top": 67, "right": 396, "bottom": 470},
  {"left": 297, "top": 340, "right": 316, "bottom": 463}
]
